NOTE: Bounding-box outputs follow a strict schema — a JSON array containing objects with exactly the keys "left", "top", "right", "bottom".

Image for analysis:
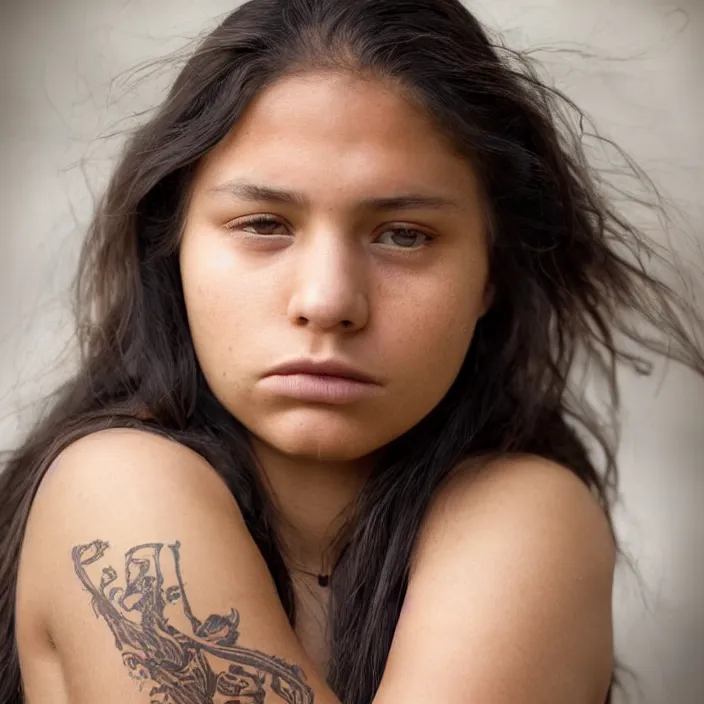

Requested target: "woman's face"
[{"left": 180, "top": 72, "right": 491, "bottom": 461}]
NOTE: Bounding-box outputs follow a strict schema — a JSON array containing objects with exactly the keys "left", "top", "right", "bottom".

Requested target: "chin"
[
  {"left": 274, "top": 439, "right": 369, "bottom": 462},
  {"left": 251, "top": 409, "right": 398, "bottom": 462}
]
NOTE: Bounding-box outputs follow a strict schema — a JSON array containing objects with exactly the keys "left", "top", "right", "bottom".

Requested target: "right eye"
[{"left": 226, "top": 215, "right": 289, "bottom": 236}]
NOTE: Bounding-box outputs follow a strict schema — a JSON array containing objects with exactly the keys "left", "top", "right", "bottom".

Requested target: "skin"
[
  {"left": 14, "top": 70, "right": 615, "bottom": 703},
  {"left": 17, "top": 432, "right": 614, "bottom": 703},
  {"left": 179, "top": 70, "right": 493, "bottom": 574}
]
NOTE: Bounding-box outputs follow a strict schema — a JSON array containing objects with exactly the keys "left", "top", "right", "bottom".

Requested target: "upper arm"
[
  {"left": 374, "top": 454, "right": 616, "bottom": 704},
  {"left": 15, "top": 428, "right": 339, "bottom": 704}
]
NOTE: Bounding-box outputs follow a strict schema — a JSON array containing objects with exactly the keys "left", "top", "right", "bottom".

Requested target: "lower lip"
[{"left": 259, "top": 374, "right": 381, "bottom": 404}]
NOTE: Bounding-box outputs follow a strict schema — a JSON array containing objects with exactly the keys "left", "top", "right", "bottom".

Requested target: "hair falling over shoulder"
[{"left": 1, "top": 1, "right": 702, "bottom": 702}]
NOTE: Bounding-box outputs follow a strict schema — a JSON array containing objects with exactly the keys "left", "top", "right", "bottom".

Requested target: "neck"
[{"left": 250, "top": 437, "right": 375, "bottom": 575}]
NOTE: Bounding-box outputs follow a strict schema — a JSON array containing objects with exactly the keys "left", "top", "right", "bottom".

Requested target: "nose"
[{"left": 287, "top": 235, "right": 369, "bottom": 333}]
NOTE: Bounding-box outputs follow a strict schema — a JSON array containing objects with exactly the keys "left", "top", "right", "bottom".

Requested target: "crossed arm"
[{"left": 15, "top": 429, "right": 615, "bottom": 704}]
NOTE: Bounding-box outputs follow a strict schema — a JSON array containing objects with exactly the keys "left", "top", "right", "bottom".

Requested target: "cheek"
[
  {"left": 381, "top": 272, "right": 482, "bottom": 389},
  {"left": 179, "top": 236, "right": 273, "bottom": 381}
]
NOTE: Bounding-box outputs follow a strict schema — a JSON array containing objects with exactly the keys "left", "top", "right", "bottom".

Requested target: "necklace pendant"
[{"left": 317, "top": 574, "right": 330, "bottom": 587}]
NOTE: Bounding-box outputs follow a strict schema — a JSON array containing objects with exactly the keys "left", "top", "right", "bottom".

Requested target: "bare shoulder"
[
  {"left": 410, "top": 452, "right": 617, "bottom": 618},
  {"left": 16, "top": 428, "right": 333, "bottom": 704},
  {"left": 376, "top": 453, "right": 616, "bottom": 704},
  {"left": 15, "top": 428, "right": 243, "bottom": 666},
  {"left": 31, "top": 427, "right": 238, "bottom": 520},
  {"left": 413, "top": 452, "right": 616, "bottom": 576},
  {"left": 17, "top": 427, "right": 245, "bottom": 621}
]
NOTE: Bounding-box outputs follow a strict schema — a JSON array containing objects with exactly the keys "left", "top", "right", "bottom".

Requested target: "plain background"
[{"left": 1, "top": 1, "right": 702, "bottom": 701}]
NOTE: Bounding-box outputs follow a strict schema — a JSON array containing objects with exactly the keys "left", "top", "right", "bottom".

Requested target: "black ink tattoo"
[{"left": 72, "top": 539, "right": 315, "bottom": 703}]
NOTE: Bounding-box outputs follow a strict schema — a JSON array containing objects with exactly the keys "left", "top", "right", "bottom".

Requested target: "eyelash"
[{"left": 225, "top": 215, "right": 434, "bottom": 249}]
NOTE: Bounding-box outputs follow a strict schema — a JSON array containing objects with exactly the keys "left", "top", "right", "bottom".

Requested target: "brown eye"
[
  {"left": 376, "top": 228, "right": 432, "bottom": 248},
  {"left": 227, "top": 216, "right": 288, "bottom": 235}
]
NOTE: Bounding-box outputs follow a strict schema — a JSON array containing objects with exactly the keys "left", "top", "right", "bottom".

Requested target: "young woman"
[{"left": 1, "top": 1, "right": 701, "bottom": 702}]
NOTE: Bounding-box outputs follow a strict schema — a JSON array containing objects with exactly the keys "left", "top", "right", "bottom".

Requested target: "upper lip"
[{"left": 264, "top": 359, "right": 380, "bottom": 384}]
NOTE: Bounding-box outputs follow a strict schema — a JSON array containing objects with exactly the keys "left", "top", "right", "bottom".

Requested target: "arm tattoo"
[{"left": 72, "top": 539, "right": 315, "bottom": 704}]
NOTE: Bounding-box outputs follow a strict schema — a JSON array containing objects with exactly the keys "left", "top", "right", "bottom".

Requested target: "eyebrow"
[{"left": 206, "top": 179, "right": 462, "bottom": 212}]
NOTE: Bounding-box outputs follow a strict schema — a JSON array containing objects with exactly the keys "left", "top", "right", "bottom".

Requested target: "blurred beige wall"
[{"left": 1, "top": 1, "right": 702, "bottom": 701}]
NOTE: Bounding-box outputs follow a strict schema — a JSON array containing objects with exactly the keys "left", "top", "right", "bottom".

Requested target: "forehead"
[{"left": 196, "top": 72, "right": 479, "bottom": 200}]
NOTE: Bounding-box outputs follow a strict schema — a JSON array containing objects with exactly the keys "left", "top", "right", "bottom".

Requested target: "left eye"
[{"left": 376, "top": 228, "right": 432, "bottom": 248}]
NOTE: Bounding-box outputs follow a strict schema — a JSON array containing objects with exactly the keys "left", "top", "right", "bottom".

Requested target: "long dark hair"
[{"left": 1, "top": 1, "right": 702, "bottom": 702}]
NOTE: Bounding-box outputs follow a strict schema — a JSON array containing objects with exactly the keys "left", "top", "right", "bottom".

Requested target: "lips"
[
  {"left": 259, "top": 359, "right": 383, "bottom": 404},
  {"left": 263, "top": 359, "right": 379, "bottom": 385}
]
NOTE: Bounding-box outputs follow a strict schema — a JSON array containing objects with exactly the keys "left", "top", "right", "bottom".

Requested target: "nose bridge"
[{"left": 290, "top": 228, "right": 367, "bottom": 330}]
